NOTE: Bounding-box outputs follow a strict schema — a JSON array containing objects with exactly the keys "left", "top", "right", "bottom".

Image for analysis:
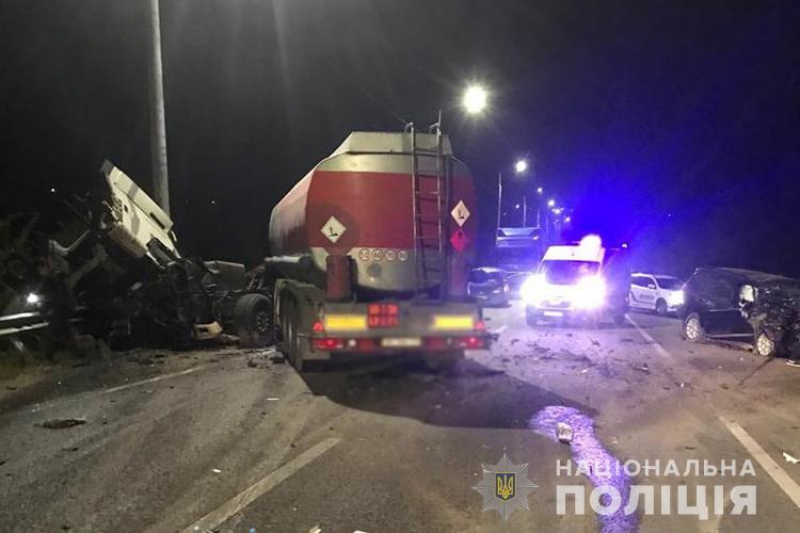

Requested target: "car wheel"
[
  {"left": 683, "top": 313, "right": 705, "bottom": 342},
  {"left": 655, "top": 299, "right": 668, "bottom": 317},
  {"left": 754, "top": 330, "right": 776, "bottom": 358}
]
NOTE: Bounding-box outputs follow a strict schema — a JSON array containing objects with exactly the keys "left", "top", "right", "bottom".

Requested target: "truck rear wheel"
[{"left": 234, "top": 293, "right": 274, "bottom": 347}]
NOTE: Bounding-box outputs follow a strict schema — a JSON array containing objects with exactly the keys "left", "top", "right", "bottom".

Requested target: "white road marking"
[
  {"left": 183, "top": 437, "right": 342, "bottom": 533},
  {"left": 100, "top": 366, "right": 203, "bottom": 395},
  {"left": 626, "top": 315, "right": 674, "bottom": 360},
  {"left": 494, "top": 325, "right": 508, "bottom": 335},
  {"left": 720, "top": 418, "right": 800, "bottom": 508}
]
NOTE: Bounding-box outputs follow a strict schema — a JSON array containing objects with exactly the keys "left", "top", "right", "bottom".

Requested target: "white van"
[{"left": 521, "top": 236, "right": 630, "bottom": 326}]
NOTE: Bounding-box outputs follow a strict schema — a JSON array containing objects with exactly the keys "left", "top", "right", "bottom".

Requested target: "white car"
[{"left": 629, "top": 273, "right": 684, "bottom": 316}]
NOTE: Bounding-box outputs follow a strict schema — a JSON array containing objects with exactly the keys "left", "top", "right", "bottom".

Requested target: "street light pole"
[
  {"left": 148, "top": 0, "right": 170, "bottom": 216},
  {"left": 522, "top": 195, "right": 527, "bottom": 227},
  {"left": 496, "top": 171, "right": 503, "bottom": 229}
]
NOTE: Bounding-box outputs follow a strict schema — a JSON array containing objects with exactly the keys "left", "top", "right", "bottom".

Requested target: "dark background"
[{"left": 2, "top": 0, "right": 799, "bottom": 277}]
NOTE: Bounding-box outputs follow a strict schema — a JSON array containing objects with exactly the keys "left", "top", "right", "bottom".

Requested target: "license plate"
[
  {"left": 381, "top": 337, "right": 422, "bottom": 348},
  {"left": 544, "top": 311, "right": 564, "bottom": 317}
]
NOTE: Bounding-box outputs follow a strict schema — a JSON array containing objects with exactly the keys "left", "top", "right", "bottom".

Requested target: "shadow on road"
[{"left": 300, "top": 356, "right": 597, "bottom": 430}]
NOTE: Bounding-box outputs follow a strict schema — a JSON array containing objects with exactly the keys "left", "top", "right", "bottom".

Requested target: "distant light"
[
  {"left": 50, "top": 187, "right": 56, "bottom": 194},
  {"left": 514, "top": 160, "right": 528, "bottom": 174},
  {"left": 26, "top": 292, "right": 40, "bottom": 305},
  {"left": 564, "top": 216, "right": 571, "bottom": 223},
  {"left": 621, "top": 242, "right": 629, "bottom": 249},
  {"left": 515, "top": 204, "right": 521, "bottom": 209},
  {"left": 462, "top": 85, "right": 488, "bottom": 114},
  {"left": 536, "top": 187, "right": 543, "bottom": 194},
  {"left": 547, "top": 199, "right": 556, "bottom": 208},
  {"left": 210, "top": 199, "right": 216, "bottom": 205}
]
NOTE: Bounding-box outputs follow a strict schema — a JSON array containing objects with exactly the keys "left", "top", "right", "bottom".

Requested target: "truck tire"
[
  {"left": 234, "top": 293, "right": 274, "bottom": 348},
  {"left": 423, "top": 350, "right": 464, "bottom": 372}
]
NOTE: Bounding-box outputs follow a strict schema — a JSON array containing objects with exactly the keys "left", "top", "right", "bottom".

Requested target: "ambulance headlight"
[
  {"left": 521, "top": 274, "right": 546, "bottom": 305},
  {"left": 574, "top": 276, "right": 606, "bottom": 309}
]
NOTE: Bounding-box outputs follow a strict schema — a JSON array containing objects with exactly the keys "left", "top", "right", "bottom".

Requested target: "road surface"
[{"left": 1, "top": 302, "right": 799, "bottom": 532}]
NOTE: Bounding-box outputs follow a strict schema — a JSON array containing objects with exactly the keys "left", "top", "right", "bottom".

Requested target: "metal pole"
[
  {"left": 496, "top": 171, "right": 503, "bottom": 230},
  {"left": 148, "top": 0, "right": 170, "bottom": 215},
  {"left": 522, "top": 195, "right": 527, "bottom": 227}
]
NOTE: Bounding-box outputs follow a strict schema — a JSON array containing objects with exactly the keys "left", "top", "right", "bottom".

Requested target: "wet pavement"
[{"left": 1, "top": 302, "right": 799, "bottom": 532}]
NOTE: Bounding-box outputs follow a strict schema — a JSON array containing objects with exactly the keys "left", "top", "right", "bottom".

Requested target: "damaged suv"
[{"left": 679, "top": 267, "right": 800, "bottom": 358}]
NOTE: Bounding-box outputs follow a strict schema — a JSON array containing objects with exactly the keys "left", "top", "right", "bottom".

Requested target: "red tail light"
[
  {"left": 367, "top": 303, "right": 399, "bottom": 328},
  {"left": 314, "top": 338, "right": 344, "bottom": 350},
  {"left": 474, "top": 320, "right": 486, "bottom": 331},
  {"left": 312, "top": 321, "right": 325, "bottom": 334}
]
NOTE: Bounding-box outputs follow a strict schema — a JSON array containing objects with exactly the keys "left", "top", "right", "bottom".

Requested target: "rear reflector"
[
  {"left": 432, "top": 315, "right": 474, "bottom": 330},
  {"left": 314, "top": 338, "right": 344, "bottom": 350},
  {"left": 324, "top": 315, "right": 367, "bottom": 331},
  {"left": 367, "top": 303, "right": 399, "bottom": 328},
  {"left": 456, "top": 336, "right": 485, "bottom": 349}
]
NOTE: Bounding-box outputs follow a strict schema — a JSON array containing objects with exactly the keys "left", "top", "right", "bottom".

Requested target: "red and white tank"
[{"left": 268, "top": 131, "right": 478, "bottom": 296}]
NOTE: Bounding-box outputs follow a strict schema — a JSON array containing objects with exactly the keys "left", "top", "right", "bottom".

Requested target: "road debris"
[
  {"left": 783, "top": 452, "right": 800, "bottom": 464},
  {"left": 557, "top": 422, "right": 574, "bottom": 444},
  {"left": 40, "top": 418, "right": 86, "bottom": 429},
  {"left": 632, "top": 362, "right": 650, "bottom": 373},
  {"left": 212, "top": 468, "right": 222, "bottom": 474},
  {"left": 308, "top": 525, "right": 323, "bottom": 533},
  {"left": 246, "top": 359, "right": 258, "bottom": 368},
  {"left": 60, "top": 446, "right": 79, "bottom": 452},
  {"left": 267, "top": 397, "right": 279, "bottom": 401}
]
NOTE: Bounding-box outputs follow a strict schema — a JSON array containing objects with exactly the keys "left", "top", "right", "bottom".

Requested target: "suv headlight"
[{"left": 668, "top": 291, "right": 684, "bottom": 307}]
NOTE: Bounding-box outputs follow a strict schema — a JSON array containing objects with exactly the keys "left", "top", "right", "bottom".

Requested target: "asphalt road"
[{"left": 1, "top": 302, "right": 799, "bottom": 532}]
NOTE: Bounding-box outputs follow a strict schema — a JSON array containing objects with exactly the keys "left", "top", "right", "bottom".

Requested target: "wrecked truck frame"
[{"left": 0, "top": 162, "right": 272, "bottom": 350}]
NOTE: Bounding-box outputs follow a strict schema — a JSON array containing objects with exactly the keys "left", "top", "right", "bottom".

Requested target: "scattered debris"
[
  {"left": 308, "top": 526, "right": 323, "bottom": 533},
  {"left": 720, "top": 383, "right": 730, "bottom": 390},
  {"left": 632, "top": 362, "right": 650, "bottom": 373},
  {"left": 40, "top": 418, "right": 86, "bottom": 429},
  {"left": 580, "top": 368, "right": 589, "bottom": 374},
  {"left": 591, "top": 339, "right": 600, "bottom": 346},
  {"left": 783, "top": 452, "right": 800, "bottom": 465},
  {"left": 267, "top": 397, "right": 279, "bottom": 401},
  {"left": 212, "top": 468, "right": 222, "bottom": 474},
  {"left": 246, "top": 359, "right": 258, "bottom": 368},
  {"left": 60, "top": 446, "right": 79, "bottom": 452},
  {"left": 5, "top": 385, "right": 17, "bottom": 391},
  {"left": 270, "top": 355, "right": 286, "bottom": 364},
  {"left": 556, "top": 422, "right": 574, "bottom": 444}
]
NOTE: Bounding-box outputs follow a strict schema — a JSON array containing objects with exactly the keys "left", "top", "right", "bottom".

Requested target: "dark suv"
[{"left": 679, "top": 267, "right": 800, "bottom": 358}]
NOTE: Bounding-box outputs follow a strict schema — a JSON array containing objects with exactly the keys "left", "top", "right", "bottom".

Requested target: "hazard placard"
[
  {"left": 450, "top": 229, "right": 470, "bottom": 252},
  {"left": 450, "top": 200, "right": 470, "bottom": 227},
  {"left": 321, "top": 216, "right": 346, "bottom": 244}
]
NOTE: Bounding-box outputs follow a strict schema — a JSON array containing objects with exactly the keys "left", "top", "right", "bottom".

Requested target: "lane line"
[
  {"left": 720, "top": 418, "right": 800, "bottom": 508},
  {"left": 182, "top": 437, "right": 342, "bottom": 533},
  {"left": 626, "top": 315, "right": 674, "bottom": 360},
  {"left": 100, "top": 366, "right": 204, "bottom": 395}
]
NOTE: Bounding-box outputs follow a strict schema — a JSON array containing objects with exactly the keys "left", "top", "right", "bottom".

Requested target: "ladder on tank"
[{"left": 408, "top": 121, "right": 451, "bottom": 300}]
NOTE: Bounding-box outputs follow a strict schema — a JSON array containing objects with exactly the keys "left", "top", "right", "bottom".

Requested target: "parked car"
[
  {"left": 505, "top": 271, "right": 531, "bottom": 300},
  {"left": 679, "top": 267, "right": 800, "bottom": 358},
  {"left": 468, "top": 267, "right": 510, "bottom": 307},
  {"left": 629, "top": 273, "right": 684, "bottom": 315}
]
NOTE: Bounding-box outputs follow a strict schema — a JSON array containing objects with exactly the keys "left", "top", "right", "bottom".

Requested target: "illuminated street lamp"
[
  {"left": 514, "top": 159, "right": 528, "bottom": 174},
  {"left": 537, "top": 187, "right": 543, "bottom": 194},
  {"left": 462, "top": 85, "right": 488, "bottom": 115},
  {"left": 547, "top": 199, "right": 556, "bottom": 208}
]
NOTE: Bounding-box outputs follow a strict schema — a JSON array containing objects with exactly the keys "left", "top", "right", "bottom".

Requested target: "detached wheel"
[
  {"left": 683, "top": 312, "right": 705, "bottom": 343},
  {"left": 234, "top": 293, "right": 274, "bottom": 347},
  {"left": 655, "top": 299, "right": 668, "bottom": 316},
  {"left": 754, "top": 330, "right": 776, "bottom": 358}
]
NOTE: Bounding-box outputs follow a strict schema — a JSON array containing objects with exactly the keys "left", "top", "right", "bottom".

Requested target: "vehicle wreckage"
[{"left": 0, "top": 161, "right": 266, "bottom": 351}]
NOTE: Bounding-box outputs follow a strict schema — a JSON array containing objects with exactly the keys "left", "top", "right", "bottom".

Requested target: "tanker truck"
[{"left": 234, "top": 128, "right": 493, "bottom": 371}]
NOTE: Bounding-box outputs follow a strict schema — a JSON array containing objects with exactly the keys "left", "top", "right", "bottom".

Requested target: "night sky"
[{"left": 2, "top": 0, "right": 799, "bottom": 277}]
